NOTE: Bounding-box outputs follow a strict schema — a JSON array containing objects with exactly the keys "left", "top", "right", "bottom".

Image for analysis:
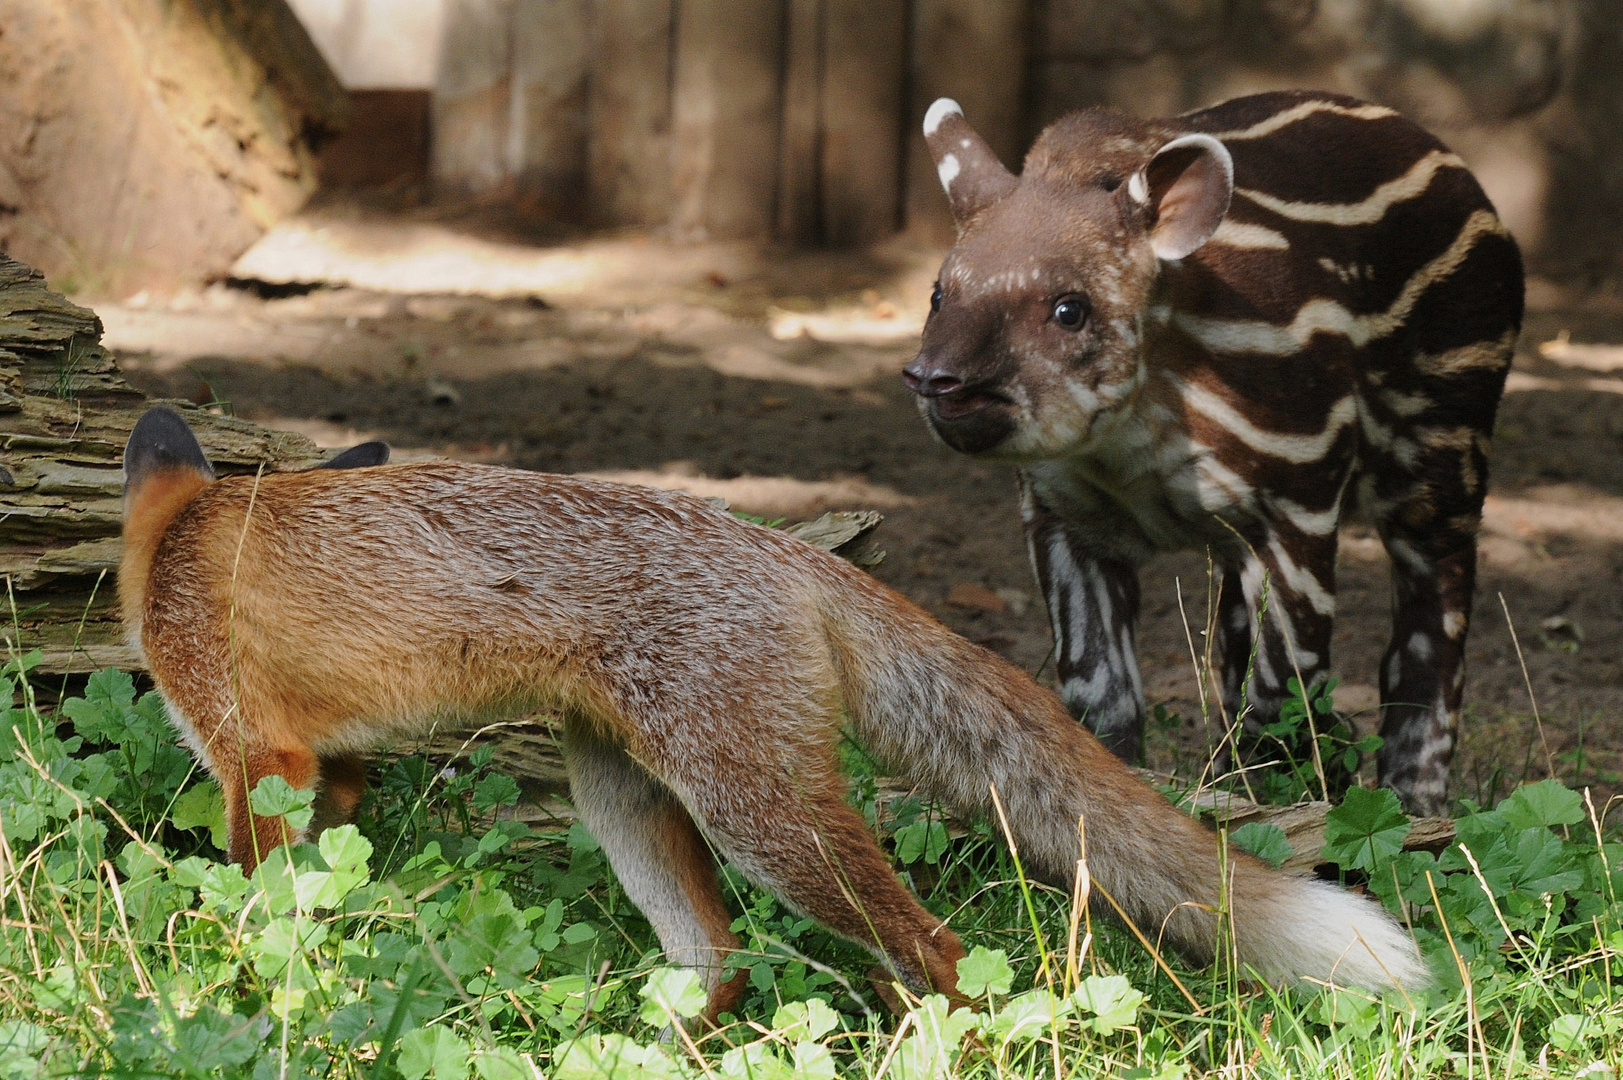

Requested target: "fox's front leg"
[
  {"left": 167, "top": 689, "right": 325, "bottom": 873},
  {"left": 1023, "top": 495, "right": 1145, "bottom": 761},
  {"left": 212, "top": 740, "right": 321, "bottom": 873}
]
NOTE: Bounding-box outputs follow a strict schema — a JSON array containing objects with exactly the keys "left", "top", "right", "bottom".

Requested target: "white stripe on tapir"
[
  {"left": 1209, "top": 99, "right": 1398, "bottom": 141},
  {"left": 1177, "top": 378, "right": 1358, "bottom": 464},
  {"left": 1236, "top": 150, "right": 1466, "bottom": 226},
  {"left": 1413, "top": 331, "right": 1518, "bottom": 377},
  {"left": 1173, "top": 211, "right": 1507, "bottom": 354},
  {"left": 1209, "top": 219, "right": 1291, "bottom": 250},
  {"left": 1266, "top": 534, "right": 1336, "bottom": 617},
  {"left": 1269, "top": 494, "right": 1341, "bottom": 537}
]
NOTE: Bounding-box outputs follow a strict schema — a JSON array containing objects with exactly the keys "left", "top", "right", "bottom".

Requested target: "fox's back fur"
[{"left": 122, "top": 409, "right": 1428, "bottom": 1016}]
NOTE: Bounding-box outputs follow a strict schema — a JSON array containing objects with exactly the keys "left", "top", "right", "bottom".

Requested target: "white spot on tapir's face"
[
  {"left": 938, "top": 153, "right": 961, "bottom": 192},
  {"left": 1127, "top": 172, "right": 1149, "bottom": 204}
]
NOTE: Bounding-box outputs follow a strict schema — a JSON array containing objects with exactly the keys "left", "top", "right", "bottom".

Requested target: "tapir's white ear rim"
[
  {"left": 1136, "top": 133, "right": 1234, "bottom": 262},
  {"left": 921, "top": 97, "right": 1017, "bottom": 225},
  {"left": 923, "top": 98, "right": 962, "bottom": 138}
]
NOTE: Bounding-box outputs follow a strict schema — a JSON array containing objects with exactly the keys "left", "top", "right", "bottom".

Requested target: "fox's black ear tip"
[
  {"left": 317, "top": 441, "right": 391, "bottom": 470},
  {"left": 126, "top": 406, "right": 214, "bottom": 484},
  {"left": 129, "top": 406, "right": 192, "bottom": 441}
]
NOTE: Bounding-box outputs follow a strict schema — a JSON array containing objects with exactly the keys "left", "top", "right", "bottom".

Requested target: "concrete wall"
[{"left": 285, "top": 0, "right": 444, "bottom": 89}]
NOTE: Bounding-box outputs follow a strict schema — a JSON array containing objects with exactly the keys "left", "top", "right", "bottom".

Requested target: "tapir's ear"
[
  {"left": 1127, "top": 133, "right": 1233, "bottom": 261},
  {"left": 923, "top": 98, "right": 1017, "bottom": 225}
]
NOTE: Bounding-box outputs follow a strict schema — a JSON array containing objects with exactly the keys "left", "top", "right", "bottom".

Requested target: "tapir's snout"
[
  {"left": 901, "top": 358, "right": 964, "bottom": 398},
  {"left": 903, "top": 349, "right": 1017, "bottom": 454}
]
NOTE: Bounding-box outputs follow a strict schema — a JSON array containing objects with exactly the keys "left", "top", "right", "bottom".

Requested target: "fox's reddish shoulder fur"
[
  {"left": 121, "top": 407, "right": 1428, "bottom": 1020},
  {"left": 119, "top": 471, "right": 210, "bottom": 620}
]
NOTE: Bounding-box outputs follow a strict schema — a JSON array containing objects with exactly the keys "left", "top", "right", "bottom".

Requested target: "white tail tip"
[{"left": 1243, "top": 877, "right": 1431, "bottom": 992}]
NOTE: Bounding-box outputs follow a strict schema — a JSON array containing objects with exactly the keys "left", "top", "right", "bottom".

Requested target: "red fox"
[{"left": 120, "top": 406, "right": 1426, "bottom": 1019}]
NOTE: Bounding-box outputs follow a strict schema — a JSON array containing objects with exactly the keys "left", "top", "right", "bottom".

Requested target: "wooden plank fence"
[{"left": 431, "top": 0, "right": 1027, "bottom": 244}]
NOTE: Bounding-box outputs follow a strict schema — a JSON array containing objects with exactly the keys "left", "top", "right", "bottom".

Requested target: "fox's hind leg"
[
  {"left": 657, "top": 738, "right": 967, "bottom": 1005},
  {"left": 561, "top": 722, "right": 745, "bottom": 1023}
]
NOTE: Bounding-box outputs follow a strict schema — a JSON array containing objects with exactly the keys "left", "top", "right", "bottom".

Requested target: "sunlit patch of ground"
[{"left": 578, "top": 465, "right": 916, "bottom": 519}]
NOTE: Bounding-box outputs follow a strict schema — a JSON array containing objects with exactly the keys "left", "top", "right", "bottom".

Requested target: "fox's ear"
[
  {"left": 923, "top": 98, "right": 1017, "bottom": 225},
  {"left": 124, "top": 407, "right": 214, "bottom": 490},
  {"left": 317, "top": 441, "right": 390, "bottom": 470}
]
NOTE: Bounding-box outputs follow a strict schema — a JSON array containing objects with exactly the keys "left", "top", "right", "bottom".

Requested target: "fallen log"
[
  {"left": 484, "top": 753, "right": 1457, "bottom": 869},
  {"left": 1168, "top": 784, "right": 1457, "bottom": 873},
  {"left": 0, "top": 255, "right": 327, "bottom": 676}
]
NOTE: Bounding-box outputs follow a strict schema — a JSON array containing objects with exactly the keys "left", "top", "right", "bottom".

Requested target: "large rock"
[{"left": 0, "top": 0, "right": 346, "bottom": 296}]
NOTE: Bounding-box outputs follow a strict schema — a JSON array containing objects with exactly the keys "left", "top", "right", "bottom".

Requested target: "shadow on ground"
[{"left": 110, "top": 226, "right": 1623, "bottom": 807}]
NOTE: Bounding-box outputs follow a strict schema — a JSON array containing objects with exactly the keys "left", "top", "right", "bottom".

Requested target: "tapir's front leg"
[
  {"left": 1022, "top": 492, "right": 1145, "bottom": 762},
  {"left": 1223, "top": 529, "right": 1339, "bottom": 778}
]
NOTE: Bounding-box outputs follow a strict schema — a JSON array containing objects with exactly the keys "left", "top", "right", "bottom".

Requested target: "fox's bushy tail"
[{"left": 821, "top": 572, "right": 1429, "bottom": 991}]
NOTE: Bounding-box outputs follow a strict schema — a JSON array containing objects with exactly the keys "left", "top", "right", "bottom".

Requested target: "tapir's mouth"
[
  {"left": 921, "top": 387, "right": 1018, "bottom": 455},
  {"left": 928, "top": 386, "right": 1010, "bottom": 421}
]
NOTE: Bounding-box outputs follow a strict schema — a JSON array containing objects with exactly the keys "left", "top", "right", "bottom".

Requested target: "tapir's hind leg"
[{"left": 1376, "top": 514, "right": 1480, "bottom": 816}]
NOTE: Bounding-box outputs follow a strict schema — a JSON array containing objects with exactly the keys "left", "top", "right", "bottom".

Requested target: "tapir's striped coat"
[
  {"left": 910, "top": 91, "right": 1521, "bottom": 814},
  {"left": 122, "top": 406, "right": 1426, "bottom": 1022}
]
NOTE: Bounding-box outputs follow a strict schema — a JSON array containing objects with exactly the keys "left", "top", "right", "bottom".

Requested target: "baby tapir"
[
  {"left": 907, "top": 91, "right": 1522, "bottom": 815},
  {"left": 121, "top": 406, "right": 1426, "bottom": 1022}
]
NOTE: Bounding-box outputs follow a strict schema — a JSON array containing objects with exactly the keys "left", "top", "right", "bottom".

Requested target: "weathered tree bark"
[{"left": 0, "top": 255, "right": 325, "bottom": 676}]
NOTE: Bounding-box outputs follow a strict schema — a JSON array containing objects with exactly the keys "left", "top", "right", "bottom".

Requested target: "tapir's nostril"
[{"left": 902, "top": 360, "right": 964, "bottom": 398}]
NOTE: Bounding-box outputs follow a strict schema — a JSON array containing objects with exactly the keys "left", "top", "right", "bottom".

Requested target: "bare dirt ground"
[{"left": 104, "top": 206, "right": 1623, "bottom": 807}]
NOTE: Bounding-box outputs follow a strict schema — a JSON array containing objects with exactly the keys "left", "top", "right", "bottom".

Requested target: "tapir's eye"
[
  {"left": 1052, "top": 294, "right": 1089, "bottom": 330},
  {"left": 930, "top": 285, "right": 942, "bottom": 313}
]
